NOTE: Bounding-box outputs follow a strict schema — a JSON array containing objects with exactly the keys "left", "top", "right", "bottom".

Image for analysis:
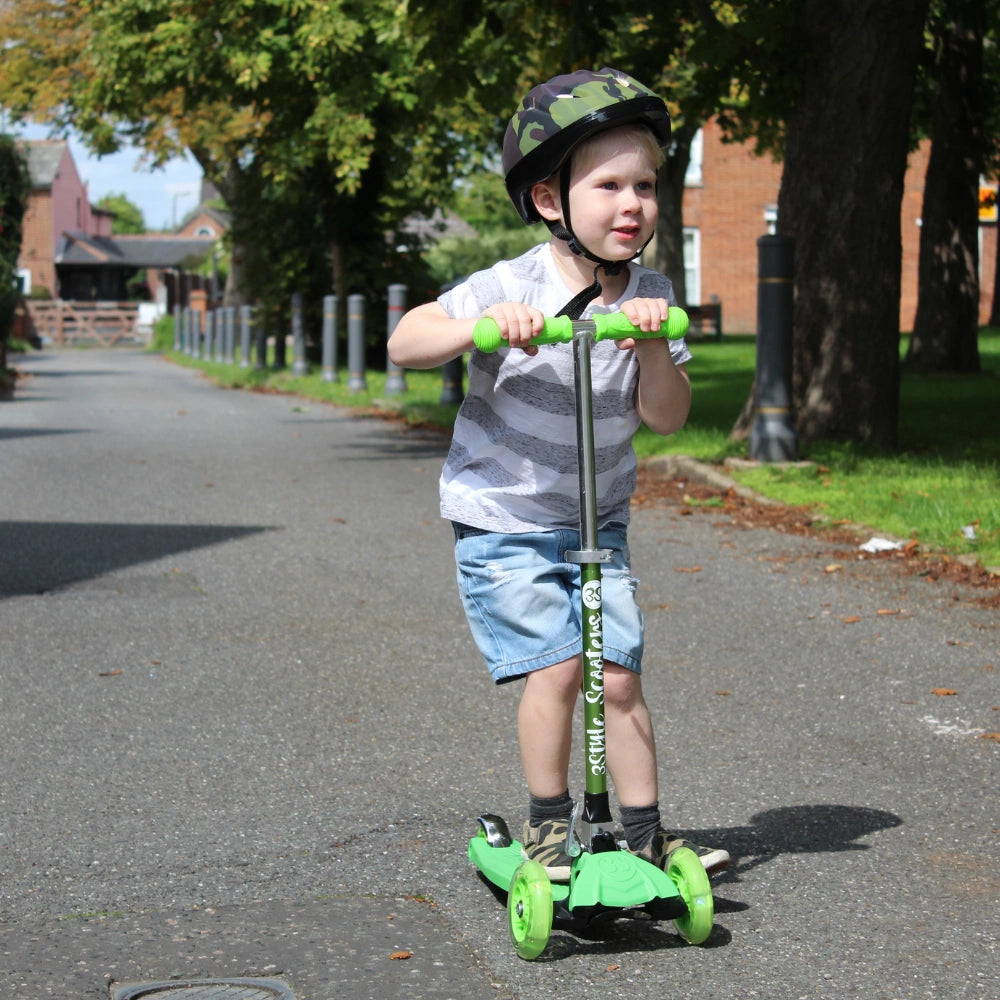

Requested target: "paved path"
[{"left": 1, "top": 349, "right": 997, "bottom": 999}]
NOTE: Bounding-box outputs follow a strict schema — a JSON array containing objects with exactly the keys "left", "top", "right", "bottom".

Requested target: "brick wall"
[
  {"left": 18, "top": 189, "right": 56, "bottom": 297},
  {"left": 685, "top": 119, "right": 996, "bottom": 334}
]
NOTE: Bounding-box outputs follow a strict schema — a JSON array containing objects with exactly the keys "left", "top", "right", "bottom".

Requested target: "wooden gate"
[{"left": 25, "top": 301, "right": 140, "bottom": 347}]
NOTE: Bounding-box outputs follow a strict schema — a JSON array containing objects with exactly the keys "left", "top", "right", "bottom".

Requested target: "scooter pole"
[{"left": 473, "top": 308, "right": 689, "bottom": 849}]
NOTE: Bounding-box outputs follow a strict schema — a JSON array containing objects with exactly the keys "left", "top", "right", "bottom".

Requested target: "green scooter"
[{"left": 467, "top": 307, "right": 714, "bottom": 960}]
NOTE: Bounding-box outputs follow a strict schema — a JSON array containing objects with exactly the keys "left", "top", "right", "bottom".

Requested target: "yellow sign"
[{"left": 980, "top": 181, "right": 998, "bottom": 223}]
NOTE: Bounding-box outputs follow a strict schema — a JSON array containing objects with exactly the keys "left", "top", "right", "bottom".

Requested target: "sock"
[
  {"left": 528, "top": 790, "right": 574, "bottom": 828},
  {"left": 620, "top": 802, "right": 661, "bottom": 853}
]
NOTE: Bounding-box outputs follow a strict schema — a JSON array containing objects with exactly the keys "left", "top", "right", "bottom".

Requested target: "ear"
[{"left": 530, "top": 180, "right": 562, "bottom": 223}]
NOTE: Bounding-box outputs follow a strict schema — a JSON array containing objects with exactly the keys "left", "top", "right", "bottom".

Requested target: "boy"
[{"left": 389, "top": 68, "right": 728, "bottom": 879}]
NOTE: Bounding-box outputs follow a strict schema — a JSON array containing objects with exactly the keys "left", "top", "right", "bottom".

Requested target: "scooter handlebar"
[{"left": 472, "top": 307, "right": 689, "bottom": 354}]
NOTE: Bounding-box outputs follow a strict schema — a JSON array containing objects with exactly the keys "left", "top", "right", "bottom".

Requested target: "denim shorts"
[{"left": 452, "top": 522, "right": 644, "bottom": 684}]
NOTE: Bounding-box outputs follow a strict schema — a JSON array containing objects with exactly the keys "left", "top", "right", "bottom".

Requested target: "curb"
[{"left": 643, "top": 453, "right": 782, "bottom": 506}]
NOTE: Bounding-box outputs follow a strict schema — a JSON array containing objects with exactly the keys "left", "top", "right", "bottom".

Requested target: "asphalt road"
[{"left": 1, "top": 348, "right": 997, "bottom": 1000}]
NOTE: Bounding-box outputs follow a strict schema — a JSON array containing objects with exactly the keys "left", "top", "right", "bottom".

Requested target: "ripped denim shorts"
[{"left": 452, "top": 521, "right": 644, "bottom": 684}]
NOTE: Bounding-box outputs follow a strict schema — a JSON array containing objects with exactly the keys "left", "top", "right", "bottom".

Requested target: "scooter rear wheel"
[
  {"left": 507, "top": 860, "right": 553, "bottom": 960},
  {"left": 668, "top": 846, "right": 714, "bottom": 944}
]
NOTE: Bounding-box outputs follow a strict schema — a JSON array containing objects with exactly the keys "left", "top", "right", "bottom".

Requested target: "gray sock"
[
  {"left": 620, "top": 802, "right": 661, "bottom": 852},
  {"left": 529, "top": 791, "right": 573, "bottom": 827}
]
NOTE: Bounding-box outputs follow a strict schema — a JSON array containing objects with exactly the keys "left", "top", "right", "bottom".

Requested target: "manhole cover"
[{"left": 111, "top": 979, "right": 296, "bottom": 1000}]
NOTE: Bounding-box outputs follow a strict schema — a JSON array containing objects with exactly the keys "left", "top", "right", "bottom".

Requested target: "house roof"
[
  {"left": 55, "top": 232, "right": 215, "bottom": 269},
  {"left": 23, "top": 139, "right": 69, "bottom": 189}
]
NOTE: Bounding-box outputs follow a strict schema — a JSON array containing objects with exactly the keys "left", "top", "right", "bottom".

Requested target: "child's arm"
[
  {"left": 618, "top": 297, "right": 693, "bottom": 436},
  {"left": 388, "top": 300, "right": 545, "bottom": 370}
]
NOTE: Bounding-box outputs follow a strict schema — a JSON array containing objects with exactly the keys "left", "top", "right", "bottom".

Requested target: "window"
[
  {"left": 684, "top": 130, "right": 704, "bottom": 187},
  {"left": 683, "top": 228, "right": 701, "bottom": 304}
]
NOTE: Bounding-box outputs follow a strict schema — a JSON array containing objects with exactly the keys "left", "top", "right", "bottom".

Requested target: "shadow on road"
[{"left": 0, "top": 520, "right": 276, "bottom": 597}]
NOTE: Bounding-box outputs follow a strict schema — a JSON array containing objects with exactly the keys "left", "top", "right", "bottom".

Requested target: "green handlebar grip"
[{"left": 472, "top": 307, "right": 688, "bottom": 353}]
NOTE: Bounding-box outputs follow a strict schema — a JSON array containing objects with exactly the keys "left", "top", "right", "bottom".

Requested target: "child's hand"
[
  {"left": 481, "top": 303, "right": 545, "bottom": 356},
  {"left": 616, "top": 297, "right": 671, "bottom": 350}
]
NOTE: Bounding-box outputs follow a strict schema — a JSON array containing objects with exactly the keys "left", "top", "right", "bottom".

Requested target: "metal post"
[
  {"left": 347, "top": 293, "right": 367, "bottom": 392},
  {"left": 182, "top": 307, "right": 191, "bottom": 355},
  {"left": 255, "top": 315, "right": 268, "bottom": 370},
  {"left": 172, "top": 304, "right": 182, "bottom": 351},
  {"left": 204, "top": 309, "right": 215, "bottom": 361},
  {"left": 224, "top": 306, "right": 236, "bottom": 364},
  {"left": 438, "top": 277, "right": 465, "bottom": 404},
  {"left": 215, "top": 307, "right": 225, "bottom": 363},
  {"left": 385, "top": 283, "right": 407, "bottom": 394},
  {"left": 750, "top": 234, "right": 797, "bottom": 462},
  {"left": 291, "top": 292, "right": 309, "bottom": 375},
  {"left": 439, "top": 357, "right": 465, "bottom": 405},
  {"left": 273, "top": 309, "right": 287, "bottom": 370},
  {"left": 240, "top": 305, "right": 252, "bottom": 369},
  {"left": 190, "top": 310, "right": 201, "bottom": 359},
  {"left": 322, "top": 294, "right": 339, "bottom": 382}
]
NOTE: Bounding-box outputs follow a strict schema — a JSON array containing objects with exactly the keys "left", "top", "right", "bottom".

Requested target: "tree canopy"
[
  {"left": 0, "top": 0, "right": 992, "bottom": 448},
  {"left": 0, "top": 133, "right": 31, "bottom": 365}
]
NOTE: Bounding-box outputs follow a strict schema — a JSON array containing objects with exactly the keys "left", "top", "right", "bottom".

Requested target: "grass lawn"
[{"left": 161, "top": 326, "right": 1000, "bottom": 572}]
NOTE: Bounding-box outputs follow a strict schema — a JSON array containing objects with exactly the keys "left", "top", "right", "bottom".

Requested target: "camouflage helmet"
[{"left": 502, "top": 67, "right": 671, "bottom": 224}]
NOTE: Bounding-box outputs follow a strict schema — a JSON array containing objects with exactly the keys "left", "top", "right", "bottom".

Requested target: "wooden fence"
[{"left": 24, "top": 301, "right": 141, "bottom": 347}]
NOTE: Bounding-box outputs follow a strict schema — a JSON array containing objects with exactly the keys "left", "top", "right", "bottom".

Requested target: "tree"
[
  {"left": 0, "top": 133, "right": 31, "bottom": 370},
  {"left": 0, "top": 1, "right": 504, "bottom": 322},
  {"left": 906, "top": 0, "right": 986, "bottom": 372},
  {"left": 777, "top": 0, "right": 929, "bottom": 448},
  {"left": 96, "top": 192, "right": 145, "bottom": 235}
]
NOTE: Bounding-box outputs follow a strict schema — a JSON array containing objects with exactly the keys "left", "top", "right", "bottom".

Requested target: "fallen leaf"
[
  {"left": 841, "top": 615, "right": 861, "bottom": 624},
  {"left": 606, "top": 964, "right": 621, "bottom": 972},
  {"left": 877, "top": 609, "right": 901, "bottom": 616},
  {"left": 979, "top": 733, "right": 1000, "bottom": 743},
  {"left": 825, "top": 564, "right": 843, "bottom": 574},
  {"left": 389, "top": 951, "right": 413, "bottom": 961},
  {"left": 98, "top": 669, "right": 122, "bottom": 677},
  {"left": 716, "top": 690, "right": 731, "bottom": 696},
  {"left": 931, "top": 688, "right": 958, "bottom": 697},
  {"left": 674, "top": 566, "right": 703, "bottom": 573}
]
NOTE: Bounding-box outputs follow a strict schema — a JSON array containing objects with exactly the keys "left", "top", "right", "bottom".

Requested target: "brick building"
[
  {"left": 16, "top": 140, "right": 114, "bottom": 298},
  {"left": 682, "top": 119, "right": 997, "bottom": 334},
  {"left": 17, "top": 140, "right": 217, "bottom": 310}
]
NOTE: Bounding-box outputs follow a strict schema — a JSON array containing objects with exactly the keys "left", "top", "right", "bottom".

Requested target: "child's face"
[{"left": 538, "top": 127, "right": 660, "bottom": 265}]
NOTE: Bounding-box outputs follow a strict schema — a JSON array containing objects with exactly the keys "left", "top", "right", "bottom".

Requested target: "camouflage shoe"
[
  {"left": 634, "top": 829, "right": 730, "bottom": 876},
  {"left": 521, "top": 818, "right": 573, "bottom": 881}
]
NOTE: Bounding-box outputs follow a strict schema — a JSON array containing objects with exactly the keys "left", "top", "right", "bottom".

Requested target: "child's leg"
[
  {"left": 518, "top": 655, "right": 583, "bottom": 798},
  {"left": 604, "top": 662, "right": 659, "bottom": 807}
]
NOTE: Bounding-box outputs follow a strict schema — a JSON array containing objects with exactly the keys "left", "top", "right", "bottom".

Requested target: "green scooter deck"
[{"left": 468, "top": 833, "right": 684, "bottom": 914}]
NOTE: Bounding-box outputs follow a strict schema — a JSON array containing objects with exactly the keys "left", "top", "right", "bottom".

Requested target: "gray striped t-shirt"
[{"left": 438, "top": 242, "right": 691, "bottom": 533}]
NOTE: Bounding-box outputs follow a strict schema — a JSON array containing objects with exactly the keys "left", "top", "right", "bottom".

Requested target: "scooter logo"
[{"left": 582, "top": 579, "right": 601, "bottom": 610}]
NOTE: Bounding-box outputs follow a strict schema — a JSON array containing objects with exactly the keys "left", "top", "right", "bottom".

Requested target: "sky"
[{"left": 12, "top": 121, "right": 205, "bottom": 231}]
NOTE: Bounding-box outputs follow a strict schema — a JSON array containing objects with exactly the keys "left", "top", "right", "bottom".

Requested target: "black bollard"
[
  {"left": 750, "top": 235, "right": 797, "bottom": 462},
  {"left": 438, "top": 277, "right": 466, "bottom": 404},
  {"left": 439, "top": 357, "right": 465, "bottom": 405}
]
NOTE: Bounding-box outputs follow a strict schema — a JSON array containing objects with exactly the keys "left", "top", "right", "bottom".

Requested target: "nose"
[{"left": 620, "top": 186, "right": 644, "bottom": 214}]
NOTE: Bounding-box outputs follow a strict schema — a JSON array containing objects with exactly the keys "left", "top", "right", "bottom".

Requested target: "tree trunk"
[
  {"left": 653, "top": 123, "right": 695, "bottom": 307},
  {"left": 777, "top": 0, "right": 929, "bottom": 449},
  {"left": 991, "top": 223, "right": 1000, "bottom": 327},
  {"left": 906, "top": 1, "right": 984, "bottom": 373}
]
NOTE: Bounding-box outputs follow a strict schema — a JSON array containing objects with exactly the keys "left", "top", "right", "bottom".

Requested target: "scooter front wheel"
[
  {"left": 668, "top": 847, "right": 714, "bottom": 945},
  {"left": 507, "top": 860, "right": 553, "bottom": 960}
]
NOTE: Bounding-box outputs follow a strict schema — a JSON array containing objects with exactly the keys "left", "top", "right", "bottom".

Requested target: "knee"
[{"left": 603, "top": 663, "right": 643, "bottom": 712}]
